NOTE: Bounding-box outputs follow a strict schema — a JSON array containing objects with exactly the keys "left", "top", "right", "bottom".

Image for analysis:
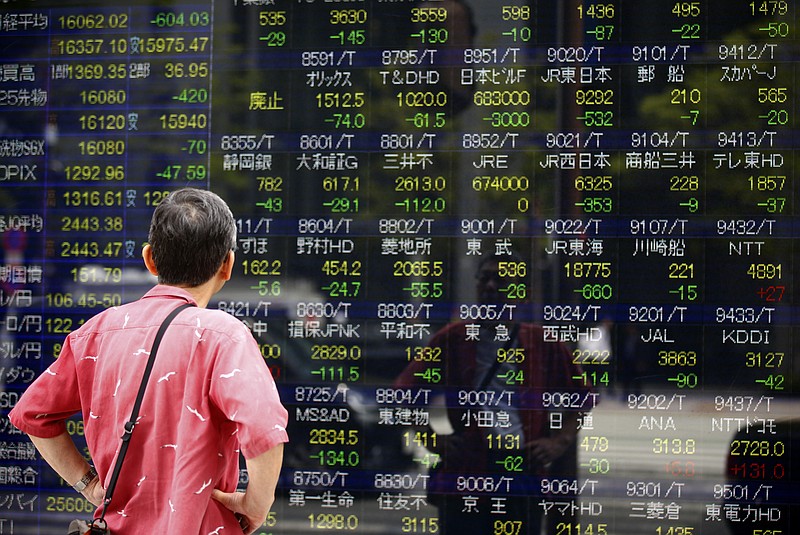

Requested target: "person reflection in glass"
[{"left": 395, "top": 253, "right": 592, "bottom": 535}]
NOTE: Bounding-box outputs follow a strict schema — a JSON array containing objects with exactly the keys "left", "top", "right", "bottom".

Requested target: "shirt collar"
[{"left": 141, "top": 284, "right": 198, "bottom": 306}]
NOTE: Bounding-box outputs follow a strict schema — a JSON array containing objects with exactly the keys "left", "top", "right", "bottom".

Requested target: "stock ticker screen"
[{"left": 0, "top": 0, "right": 798, "bottom": 533}]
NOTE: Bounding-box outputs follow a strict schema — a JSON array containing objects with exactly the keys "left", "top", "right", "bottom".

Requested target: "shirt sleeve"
[
  {"left": 9, "top": 334, "right": 82, "bottom": 438},
  {"left": 539, "top": 328, "right": 594, "bottom": 396},
  {"left": 208, "top": 321, "right": 288, "bottom": 459}
]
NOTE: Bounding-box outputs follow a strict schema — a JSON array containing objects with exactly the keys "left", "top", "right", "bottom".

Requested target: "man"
[
  {"left": 396, "top": 253, "right": 590, "bottom": 534},
  {"left": 10, "top": 188, "right": 287, "bottom": 533}
]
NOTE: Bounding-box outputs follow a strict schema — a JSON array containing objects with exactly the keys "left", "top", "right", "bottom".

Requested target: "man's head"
[
  {"left": 476, "top": 252, "right": 527, "bottom": 305},
  {"left": 146, "top": 188, "right": 237, "bottom": 287}
]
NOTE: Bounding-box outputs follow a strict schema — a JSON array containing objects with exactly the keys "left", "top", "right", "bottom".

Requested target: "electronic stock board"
[{"left": 0, "top": 0, "right": 798, "bottom": 533}]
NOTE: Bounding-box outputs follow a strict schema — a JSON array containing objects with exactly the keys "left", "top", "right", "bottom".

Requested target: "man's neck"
[{"left": 175, "top": 278, "right": 220, "bottom": 308}]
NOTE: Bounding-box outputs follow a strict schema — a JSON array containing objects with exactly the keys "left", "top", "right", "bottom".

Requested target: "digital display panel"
[{"left": 1, "top": 0, "right": 798, "bottom": 533}]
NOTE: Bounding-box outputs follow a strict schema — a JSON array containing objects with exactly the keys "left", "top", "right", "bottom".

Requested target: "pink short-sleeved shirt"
[{"left": 10, "top": 285, "right": 288, "bottom": 534}]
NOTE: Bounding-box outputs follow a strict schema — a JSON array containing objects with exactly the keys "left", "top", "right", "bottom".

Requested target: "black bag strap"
[{"left": 96, "top": 302, "right": 194, "bottom": 522}]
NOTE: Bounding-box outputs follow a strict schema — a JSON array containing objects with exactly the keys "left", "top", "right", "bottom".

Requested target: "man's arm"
[
  {"left": 28, "top": 431, "right": 105, "bottom": 506},
  {"left": 212, "top": 443, "right": 284, "bottom": 534},
  {"left": 525, "top": 411, "right": 582, "bottom": 467}
]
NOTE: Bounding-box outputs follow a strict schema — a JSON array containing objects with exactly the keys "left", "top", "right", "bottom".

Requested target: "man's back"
[{"left": 11, "top": 286, "right": 288, "bottom": 532}]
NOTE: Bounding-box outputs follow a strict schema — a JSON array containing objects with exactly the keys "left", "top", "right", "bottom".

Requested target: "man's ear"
[
  {"left": 142, "top": 244, "right": 159, "bottom": 276},
  {"left": 219, "top": 250, "right": 235, "bottom": 281}
]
